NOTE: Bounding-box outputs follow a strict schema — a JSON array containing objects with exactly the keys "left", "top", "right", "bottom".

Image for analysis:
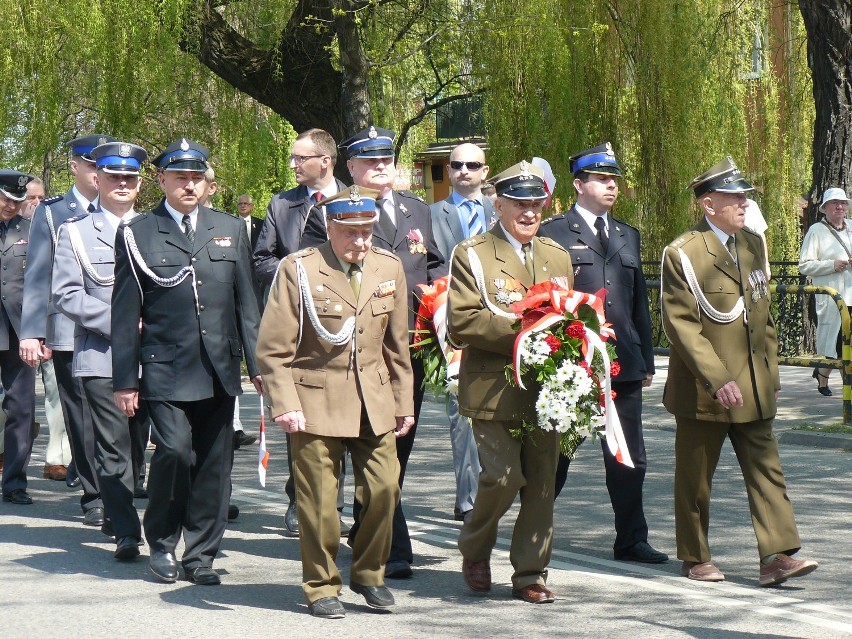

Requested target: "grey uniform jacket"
[
  {"left": 0, "top": 215, "right": 31, "bottom": 350},
  {"left": 21, "top": 189, "right": 90, "bottom": 350},
  {"left": 51, "top": 211, "right": 122, "bottom": 378}
]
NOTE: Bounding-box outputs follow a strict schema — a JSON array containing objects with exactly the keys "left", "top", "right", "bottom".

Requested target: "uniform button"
[
  {"left": 150, "top": 354, "right": 155, "bottom": 359},
  {"left": 1, "top": 281, "right": 5, "bottom": 285},
  {"left": 221, "top": 253, "right": 226, "bottom": 258},
  {"left": 358, "top": 347, "right": 363, "bottom": 353},
  {"left": 161, "top": 258, "right": 166, "bottom": 263},
  {"left": 382, "top": 304, "right": 387, "bottom": 310},
  {"left": 358, "top": 328, "right": 364, "bottom": 334},
  {"left": 607, "top": 300, "right": 612, "bottom": 306},
  {"left": 192, "top": 257, "right": 197, "bottom": 263},
  {"left": 202, "top": 329, "right": 207, "bottom": 335},
  {"left": 359, "top": 366, "right": 363, "bottom": 372},
  {"left": 606, "top": 280, "right": 611, "bottom": 285},
  {"left": 199, "top": 305, "right": 205, "bottom": 311},
  {"left": 299, "top": 376, "right": 304, "bottom": 382},
  {"left": 197, "top": 280, "right": 203, "bottom": 286}
]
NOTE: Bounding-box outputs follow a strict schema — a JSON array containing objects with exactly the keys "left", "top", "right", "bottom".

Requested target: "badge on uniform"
[
  {"left": 213, "top": 236, "right": 232, "bottom": 247},
  {"left": 493, "top": 278, "right": 524, "bottom": 305},
  {"left": 374, "top": 279, "right": 396, "bottom": 297},
  {"left": 748, "top": 269, "right": 769, "bottom": 302},
  {"left": 488, "top": 215, "right": 498, "bottom": 230},
  {"left": 406, "top": 228, "right": 427, "bottom": 254},
  {"left": 13, "top": 239, "right": 27, "bottom": 245}
]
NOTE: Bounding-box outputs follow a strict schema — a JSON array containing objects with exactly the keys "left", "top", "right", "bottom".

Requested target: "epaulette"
[
  {"left": 537, "top": 236, "right": 568, "bottom": 252},
  {"left": 290, "top": 247, "right": 316, "bottom": 260},
  {"left": 668, "top": 232, "right": 698, "bottom": 249},
  {"left": 740, "top": 226, "right": 760, "bottom": 239},
  {"left": 396, "top": 190, "right": 426, "bottom": 204},
  {"left": 43, "top": 195, "right": 63, "bottom": 205},
  {"left": 204, "top": 206, "right": 231, "bottom": 218},
  {"left": 610, "top": 217, "right": 638, "bottom": 233},
  {"left": 371, "top": 246, "right": 397, "bottom": 258},
  {"left": 459, "top": 235, "right": 486, "bottom": 248},
  {"left": 540, "top": 214, "right": 565, "bottom": 227},
  {"left": 63, "top": 214, "right": 87, "bottom": 225}
]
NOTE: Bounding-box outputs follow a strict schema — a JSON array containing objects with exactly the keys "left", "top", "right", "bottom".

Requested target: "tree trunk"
[{"left": 799, "top": 0, "right": 852, "bottom": 229}]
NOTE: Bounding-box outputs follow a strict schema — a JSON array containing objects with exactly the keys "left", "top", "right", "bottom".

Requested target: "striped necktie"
[
  {"left": 464, "top": 200, "right": 483, "bottom": 237},
  {"left": 182, "top": 214, "right": 195, "bottom": 245}
]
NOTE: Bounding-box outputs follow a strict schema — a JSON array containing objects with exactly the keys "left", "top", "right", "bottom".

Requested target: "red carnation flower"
[
  {"left": 610, "top": 361, "right": 621, "bottom": 377},
  {"left": 544, "top": 334, "right": 562, "bottom": 354},
  {"left": 579, "top": 361, "right": 593, "bottom": 376},
  {"left": 567, "top": 321, "right": 585, "bottom": 339}
]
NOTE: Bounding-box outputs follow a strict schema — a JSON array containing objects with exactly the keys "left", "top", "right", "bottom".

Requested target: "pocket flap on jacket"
[{"left": 141, "top": 343, "right": 176, "bottom": 363}]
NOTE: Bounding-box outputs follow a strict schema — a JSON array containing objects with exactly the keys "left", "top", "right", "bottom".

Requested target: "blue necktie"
[{"left": 464, "top": 200, "right": 483, "bottom": 238}]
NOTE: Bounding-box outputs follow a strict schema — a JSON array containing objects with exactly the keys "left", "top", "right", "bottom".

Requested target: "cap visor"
[{"left": 163, "top": 160, "right": 207, "bottom": 172}]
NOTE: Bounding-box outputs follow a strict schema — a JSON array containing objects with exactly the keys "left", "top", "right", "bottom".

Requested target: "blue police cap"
[
  {"left": 490, "top": 160, "right": 547, "bottom": 200},
  {"left": 91, "top": 142, "right": 148, "bottom": 175},
  {"left": 152, "top": 138, "right": 210, "bottom": 172},
  {"left": 339, "top": 126, "right": 395, "bottom": 159},
  {"left": 66, "top": 134, "right": 118, "bottom": 162},
  {"left": 0, "top": 170, "right": 35, "bottom": 202},
  {"left": 569, "top": 142, "right": 622, "bottom": 177},
  {"left": 323, "top": 186, "right": 380, "bottom": 224},
  {"left": 689, "top": 156, "right": 754, "bottom": 198}
]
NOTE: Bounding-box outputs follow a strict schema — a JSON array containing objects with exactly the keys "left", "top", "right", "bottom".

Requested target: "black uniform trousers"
[
  {"left": 0, "top": 330, "right": 36, "bottom": 493},
  {"left": 130, "top": 404, "right": 149, "bottom": 493},
  {"left": 81, "top": 377, "right": 142, "bottom": 540},
  {"left": 349, "top": 357, "right": 425, "bottom": 564},
  {"left": 143, "top": 380, "right": 235, "bottom": 570},
  {"left": 555, "top": 379, "right": 649, "bottom": 553},
  {"left": 52, "top": 350, "right": 101, "bottom": 512}
]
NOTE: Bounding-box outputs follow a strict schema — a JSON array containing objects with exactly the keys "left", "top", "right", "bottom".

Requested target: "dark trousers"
[
  {"left": 555, "top": 380, "right": 649, "bottom": 553},
  {"left": 349, "top": 357, "right": 425, "bottom": 564},
  {"left": 53, "top": 350, "right": 101, "bottom": 512},
  {"left": 143, "top": 384, "right": 235, "bottom": 570},
  {"left": 81, "top": 377, "right": 141, "bottom": 540},
  {"left": 129, "top": 405, "right": 149, "bottom": 492},
  {"left": 0, "top": 330, "right": 36, "bottom": 493}
]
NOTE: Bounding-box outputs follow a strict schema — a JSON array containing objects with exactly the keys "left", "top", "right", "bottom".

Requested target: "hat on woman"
[{"left": 819, "top": 187, "right": 851, "bottom": 212}]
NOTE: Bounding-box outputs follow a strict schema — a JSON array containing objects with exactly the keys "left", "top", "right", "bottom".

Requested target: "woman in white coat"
[{"left": 799, "top": 187, "right": 852, "bottom": 395}]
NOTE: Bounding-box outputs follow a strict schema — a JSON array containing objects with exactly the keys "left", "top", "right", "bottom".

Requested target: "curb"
[{"left": 777, "top": 430, "right": 852, "bottom": 450}]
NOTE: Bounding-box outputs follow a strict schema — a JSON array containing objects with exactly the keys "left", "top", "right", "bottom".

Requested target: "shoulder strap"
[{"left": 820, "top": 219, "right": 852, "bottom": 260}]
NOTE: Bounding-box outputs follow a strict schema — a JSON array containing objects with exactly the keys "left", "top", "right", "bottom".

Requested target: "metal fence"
[{"left": 644, "top": 261, "right": 852, "bottom": 424}]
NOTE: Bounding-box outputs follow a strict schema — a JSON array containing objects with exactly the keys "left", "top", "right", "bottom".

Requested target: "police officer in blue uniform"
[
  {"left": 539, "top": 143, "right": 667, "bottom": 564},
  {"left": 0, "top": 170, "right": 37, "bottom": 505},
  {"left": 52, "top": 142, "right": 149, "bottom": 559},
  {"left": 111, "top": 139, "right": 262, "bottom": 585},
  {"left": 20, "top": 134, "right": 117, "bottom": 522}
]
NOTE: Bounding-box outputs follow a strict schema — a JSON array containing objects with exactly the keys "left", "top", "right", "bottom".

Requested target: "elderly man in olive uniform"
[
  {"left": 52, "top": 142, "right": 149, "bottom": 560},
  {"left": 448, "top": 161, "right": 572, "bottom": 604},
  {"left": 257, "top": 186, "right": 414, "bottom": 619},
  {"left": 111, "top": 139, "right": 262, "bottom": 585},
  {"left": 0, "top": 170, "right": 37, "bottom": 505},
  {"left": 662, "top": 157, "right": 818, "bottom": 587}
]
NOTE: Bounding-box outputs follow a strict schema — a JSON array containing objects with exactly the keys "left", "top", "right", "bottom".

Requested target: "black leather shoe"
[
  {"left": 186, "top": 566, "right": 221, "bottom": 585},
  {"left": 83, "top": 507, "right": 104, "bottom": 527},
  {"left": 228, "top": 504, "right": 239, "bottom": 521},
  {"left": 149, "top": 551, "right": 179, "bottom": 583},
  {"left": 349, "top": 582, "right": 395, "bottom": 608},
  {"left": 101, "top": 519, "right": 116, "bottom": 541},
  {"left": 614, "top": 541, "right": 669, "bottom": 564},
  {"left": 233, "top": 430, "right": 257, "bottom": 449},
  {"left": 66, "top": 464, "right": 80, "bottom": 488},
  {"left": 384, "top": 560, "right": 413, "bottom": 579},
  {"left": 115, "top": 537, "right": 141, "bottom": 561},
  {"left": 2, "top": 489, "right": 33, "bottom": 505},
  {"left": 309, "top": 596, "right": 346, "bottom": 619},
  {"left": 134, "top": 486, "right": 148, "bottom": 499},
  {"left": 284, "top": 502, "right": 299, "bottom": 536}
]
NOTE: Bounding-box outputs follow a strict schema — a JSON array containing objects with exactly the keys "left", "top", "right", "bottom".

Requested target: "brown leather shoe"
[
  {"left": 512, "top": 583, "right": 555, "bottom": 604},
  {"left": 681, "top": 560, "right": 725, "bottom": 582},
  {"left": 759, "top": 554, "right": 818, "bottom": 587},
  {"left": 43, "top": 464, "right": 68, "bottom": 481},
  {"left": 462, "top": 558, "right": 491, "bottom": 593}
]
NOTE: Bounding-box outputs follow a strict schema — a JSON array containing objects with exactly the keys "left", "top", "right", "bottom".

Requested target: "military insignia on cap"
[
  {"left": 519, "top": 160, "right": 532, "bottom": 179},
  {"left": 180, "top": 138, "right": 190, "bottom": 151},
  {"left": 119, "top": 144, "right": 131, "bottom": 157},
  {"left": 17, "top": 175, "right": 27, "bottom": 187},
  {"left": 98, "top": 137, "right": 108, "bottom": 145},
  {"left": 605, "top": 142, "right": 614, "bottom": 153},
  {"left": 368, "top": 126, "right": 378, "bottom": 139},
  {"left": 350, "top": 185, "right": 362, "bottom": 202}
]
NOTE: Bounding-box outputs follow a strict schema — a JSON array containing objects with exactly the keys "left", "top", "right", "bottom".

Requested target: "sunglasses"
[{"left": 449, "top": 160, "right": 484, "bottom": 171}]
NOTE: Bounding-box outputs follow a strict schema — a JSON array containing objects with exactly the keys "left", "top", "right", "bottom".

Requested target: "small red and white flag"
[{"left": 258, "top": 394, "right": 270, "bottom": 487}]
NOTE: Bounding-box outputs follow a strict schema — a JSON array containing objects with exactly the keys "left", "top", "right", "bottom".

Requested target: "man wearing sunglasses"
[
  {"left": 429, "top": 143, "right": 493, "bottom": 523},
  {"left": 253, "top": 128, "right": 348, "bottom": 537}
]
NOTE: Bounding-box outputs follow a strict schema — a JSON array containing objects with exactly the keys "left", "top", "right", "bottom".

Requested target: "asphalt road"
[{"left": 1, "top": 359, "right": 850, "bottom": 638}]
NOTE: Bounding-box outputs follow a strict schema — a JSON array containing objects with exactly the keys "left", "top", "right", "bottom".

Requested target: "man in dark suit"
[
  {"left": 429, "top": 142, "right": 493, "bottom": 522},
  {"left": 111, "top": 138, "right": 262, "bottom": 585},
  {"left": 20, "top": 134, "right": 117, "bottom": 523},
  {"left": 52, "top": 142, "right": 149, "bottom": 559},
  {"left": 253, "top": 129, "right": 347, "bottom": 535},
  {"left": 538, "top": 143, "right": 667, "bottom": 564},
  {"left": 0, "top": 171, "right": 37, "bottom": 505},
  {"left": 662, "top": 157, "right": 817, "bottom": 587},
  {"left": 301, "top": 126, "right": 446, "bottom": 578},
  {"left": 236, "top": 194, "right": 264, "bottom": 312}
]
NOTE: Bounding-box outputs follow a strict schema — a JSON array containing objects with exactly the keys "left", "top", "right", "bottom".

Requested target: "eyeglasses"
[
  {"left": 449, "top": 160, "right": 485, "bottom": 171},
  {"left": 290, "top": 154, "right": 324, "bottom": 166}
]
